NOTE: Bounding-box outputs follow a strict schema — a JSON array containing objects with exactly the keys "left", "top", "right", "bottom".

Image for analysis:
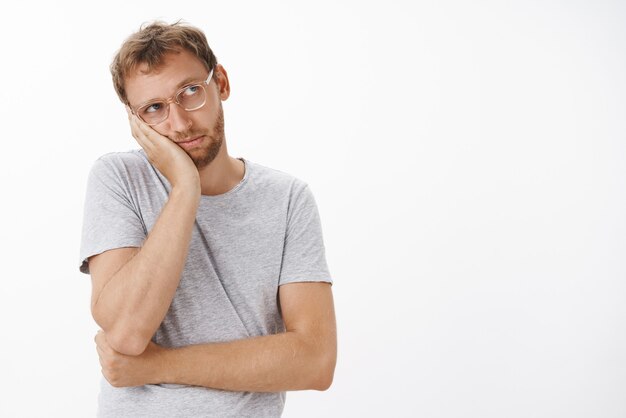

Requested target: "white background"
[{"left": 0, "top": 1, "right": 624, "bottom": 417}]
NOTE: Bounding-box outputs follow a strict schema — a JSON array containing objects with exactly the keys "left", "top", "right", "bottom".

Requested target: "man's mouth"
[
  {"left": 177, "top": 135, "right": 203, "bottom": 144},
  {"left": 177, "top": 135, "right": 205, "bottom": 149}
]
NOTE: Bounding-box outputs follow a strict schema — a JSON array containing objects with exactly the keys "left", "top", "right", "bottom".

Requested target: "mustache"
[{"left": 170, "top": 130, "right": 210, "bottom": 142}]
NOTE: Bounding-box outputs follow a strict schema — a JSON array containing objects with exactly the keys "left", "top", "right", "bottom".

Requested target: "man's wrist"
[{"left": 153, "top": 346, "right": 177, "bottom": 385}]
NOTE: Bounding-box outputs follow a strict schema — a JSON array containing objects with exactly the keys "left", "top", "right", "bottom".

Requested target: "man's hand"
[
  {"left": 126, "top": 106, "right": 200, "bottom": 191},
  {"left": 95, "top": 329, "right": 167, "bottom": 388}
]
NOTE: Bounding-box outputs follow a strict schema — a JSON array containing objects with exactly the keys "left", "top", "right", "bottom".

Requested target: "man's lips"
[
  {"left": 176, "top": 135, "right": 205, "bottom": 149},
  {"left": 176, "top": 135, "right": 203, "bottom": 144}
]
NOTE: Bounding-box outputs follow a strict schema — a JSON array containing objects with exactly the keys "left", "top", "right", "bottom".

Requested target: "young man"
[{"left": 78, "top": 21, "right": 336, "bottom": 417}]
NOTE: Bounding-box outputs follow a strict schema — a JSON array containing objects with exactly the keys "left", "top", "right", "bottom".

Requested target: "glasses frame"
[{"left": 130, "top": 67, "right": 215, "bottom": 126}]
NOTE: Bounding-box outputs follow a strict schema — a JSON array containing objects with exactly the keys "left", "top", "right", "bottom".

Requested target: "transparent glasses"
[{"left": 130, "top": 67, "right": 215, "bottom": 126}]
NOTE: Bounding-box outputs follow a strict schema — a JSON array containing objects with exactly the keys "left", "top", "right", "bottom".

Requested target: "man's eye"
[
  {"left": 143, "top": 103, "right": 163, "bottom": 114},
  {"left": 182, "top": 85, "right": 200, "bottom": 96}
]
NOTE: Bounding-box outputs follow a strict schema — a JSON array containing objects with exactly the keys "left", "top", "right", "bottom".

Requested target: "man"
[{"left": 78, "top": 20, "right": 336, "bottom": 417}]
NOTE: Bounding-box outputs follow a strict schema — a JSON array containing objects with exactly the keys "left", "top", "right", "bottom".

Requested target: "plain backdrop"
[{"left": 0, "top": 1, "right": 624, "bottom": 417}]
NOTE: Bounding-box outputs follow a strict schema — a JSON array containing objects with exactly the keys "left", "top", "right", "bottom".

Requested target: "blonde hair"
[{"left": 110, "top": 20, "right": 218, "bottom": 104}]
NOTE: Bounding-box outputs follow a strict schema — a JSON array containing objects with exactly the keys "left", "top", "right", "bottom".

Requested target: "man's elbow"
[
  {"left": 311, "top": 350, "right": 336, "bottom": 391},
  {"left": 91, "top": 304, "right": 152, "bottom": 356},
  {"left": 97, "top": 322, "right": 150, "bottom": 356},
  {"left": 110, "top": 332, "right": 150, "bottom": 356}
]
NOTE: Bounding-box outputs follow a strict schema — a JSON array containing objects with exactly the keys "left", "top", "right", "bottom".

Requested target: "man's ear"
[{"left": 215, "top": 64, "right": 230, "bottom": 101}]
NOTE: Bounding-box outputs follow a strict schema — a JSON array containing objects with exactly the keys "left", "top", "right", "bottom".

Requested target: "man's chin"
[
  {"left": 193, "top": 157, "right": 213, "bottom": 170},
  {"left": 190, "top": 139, "right": 223, "bottom": 169}
]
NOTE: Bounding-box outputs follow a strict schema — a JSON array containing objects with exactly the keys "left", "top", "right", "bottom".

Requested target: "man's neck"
[{"left": 198, "top": 152, "right": 245, "bottom": 197}]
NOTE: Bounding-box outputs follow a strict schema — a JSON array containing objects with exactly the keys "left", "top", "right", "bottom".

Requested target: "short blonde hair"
[{"left": 110, "top": 20, "right": 218, "bottom": 104}]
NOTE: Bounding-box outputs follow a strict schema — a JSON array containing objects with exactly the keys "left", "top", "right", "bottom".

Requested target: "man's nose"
[{"left": 168, "top": 103, "right": 192, "bottom": 132}]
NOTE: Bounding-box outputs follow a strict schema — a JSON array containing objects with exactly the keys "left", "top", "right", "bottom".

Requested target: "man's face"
[{"left": 124, "top": 49, "right": 229, "bottom": 170}]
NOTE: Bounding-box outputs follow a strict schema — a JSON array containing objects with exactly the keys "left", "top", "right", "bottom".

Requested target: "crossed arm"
[
  {"left": 94, "top": 281, "right": 337, "bottom": 392},
  {"left": 90, "top": 181, "right": 336, "bottom": 391}
]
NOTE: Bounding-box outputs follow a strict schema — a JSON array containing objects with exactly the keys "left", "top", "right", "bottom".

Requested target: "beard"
[{"left": 173, "top": 103, "right": 225, "bottom": 170}]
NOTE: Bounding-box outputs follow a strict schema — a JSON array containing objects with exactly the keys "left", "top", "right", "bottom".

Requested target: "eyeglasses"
[{"left": 130, "top": 67, "right": 215, "bottom": 126}]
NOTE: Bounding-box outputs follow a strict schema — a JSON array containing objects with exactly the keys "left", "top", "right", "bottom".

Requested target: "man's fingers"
[
  {"left": 131, "top": 114, "right": 164, "bottom": 147},
  {"left": 129, "top": 115, "right": 153, "bottom": 151},
  {"left": 97, "top": 352, "right": 105, "bottom": 368},
  {"left": 134, "top": 117, "right": 163, "bottom": 143},
  {"left": 95, "top": 329, "right": 104, "bottom": 344}
]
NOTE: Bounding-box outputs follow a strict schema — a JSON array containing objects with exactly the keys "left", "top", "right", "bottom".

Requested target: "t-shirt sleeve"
[
  {"left": 78, "top": 157, "right": 147, "bottom": 275},
  {"left": 278, "top": 183, "right": 332, "bottom": 286}
]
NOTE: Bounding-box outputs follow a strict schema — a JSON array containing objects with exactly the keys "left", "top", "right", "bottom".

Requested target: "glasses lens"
[
  {"left": 177, "top": 84, "right": 206, "bottom": 111},
  {"left": 137, "top": 102, "right": 168, "bottom": 125}
]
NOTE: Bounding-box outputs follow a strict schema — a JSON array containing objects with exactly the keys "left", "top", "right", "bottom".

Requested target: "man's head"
[
  {"left": 111, "top": 20, "right": 218, "bottom": 106},
  {"left": 110, "top": 21, "right": 230, "bottom": 170}
]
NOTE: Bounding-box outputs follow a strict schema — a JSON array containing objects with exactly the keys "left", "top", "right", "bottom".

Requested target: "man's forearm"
[
  {"left": 159, "top": 331, "right": 335, "bottom": 392},
  {"left": 93, "top": 185, "right": 200, "bottom": 355}
]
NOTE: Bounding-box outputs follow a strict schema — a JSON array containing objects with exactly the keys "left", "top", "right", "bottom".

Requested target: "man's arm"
[
  {"left": 88, "top": 111, "right": 203, "bottom": 357},
  {"left": 157, "top": 281, "right": 337, "bottom": 392},
  {"left": 90, "top": 185, "right": 200, "bottom": 356}
]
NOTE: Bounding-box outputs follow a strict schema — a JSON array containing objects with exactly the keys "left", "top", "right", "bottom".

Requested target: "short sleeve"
[
  {"left": 278, "top": 183, "right": 332, "bottom": 286},
  {"left": 78, "top": 157, "right": 147, "bottom": 275}
]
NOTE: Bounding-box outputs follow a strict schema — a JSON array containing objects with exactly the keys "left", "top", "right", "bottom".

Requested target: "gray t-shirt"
[{"left": 79, "top": 149, "right": 332, "bottom": 418}]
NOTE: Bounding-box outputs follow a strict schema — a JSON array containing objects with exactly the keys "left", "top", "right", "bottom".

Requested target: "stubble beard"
[{"left": 180, "top": 103, "right": 225, "bottom": 170}]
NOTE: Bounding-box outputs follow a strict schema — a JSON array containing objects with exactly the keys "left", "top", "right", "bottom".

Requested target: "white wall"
[{"left": 0, "top": 0, "right": 624, "bottom": 417}]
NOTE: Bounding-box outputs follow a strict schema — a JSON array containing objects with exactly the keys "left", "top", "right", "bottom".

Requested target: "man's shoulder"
[
  {"left": 93, "top": 148, "right": 148, "bottom": 168},
  {"left": 89, "top": 149, "right": 151, "bottom": 178},
  {"left": 246, "top": 159, "right": 309, "bottom": 193}
]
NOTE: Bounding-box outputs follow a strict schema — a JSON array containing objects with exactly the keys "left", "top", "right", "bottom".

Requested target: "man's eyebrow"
[
  {"left": 139, "top": 76, "right": 203, "bottom": 105},
  {"left": 175, "top": 76, "right": 200, "bottom": 88}
]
